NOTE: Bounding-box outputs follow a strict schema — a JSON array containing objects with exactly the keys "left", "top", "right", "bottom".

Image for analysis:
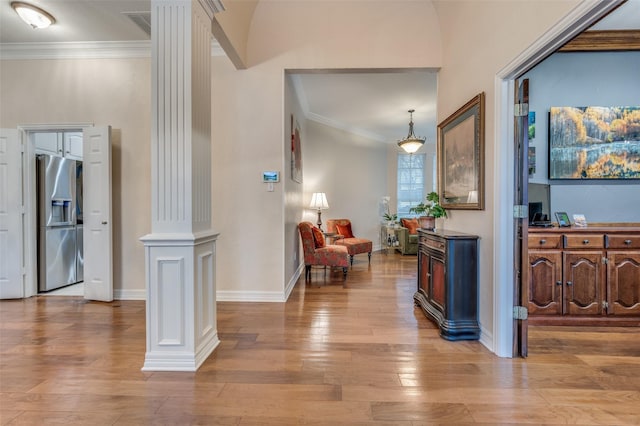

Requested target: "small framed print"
[
  {"left": 555, "top": 211, "right": 571, "bottom": 227},
  {"left": 262, "top": 171, "right": 279, "bottom": 183}
]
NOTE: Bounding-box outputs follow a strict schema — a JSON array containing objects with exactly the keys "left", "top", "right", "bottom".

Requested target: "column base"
[{"left": 141, "top": 230, "right": 219, "bottom": 372}]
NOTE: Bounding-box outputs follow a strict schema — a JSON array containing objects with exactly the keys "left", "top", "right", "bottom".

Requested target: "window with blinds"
[{"left": 397, "top": 153, "right": 425, "bottom": 216}]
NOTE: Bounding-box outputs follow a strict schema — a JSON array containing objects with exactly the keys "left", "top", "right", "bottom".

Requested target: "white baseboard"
[
  {"left": 216, "top": 290, "right": 287, "bottom": 302},
  {"left": 479, "top": 325, "right": 495, "bottom": 354},
  {"left": 114, "top": 288, "right": 146, "bottom": 300}
]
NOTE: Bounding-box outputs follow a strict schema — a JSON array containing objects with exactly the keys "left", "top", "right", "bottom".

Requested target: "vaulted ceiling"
[{"left": 1, "top": 0, "right": 638, "bottom": 145}]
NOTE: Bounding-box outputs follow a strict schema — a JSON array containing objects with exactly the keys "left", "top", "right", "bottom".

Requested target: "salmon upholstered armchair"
[
  {"left": 298, "top": 222, "right": 349, "bottom": 280},
  {"left": 326, "top": 219, "right": 373, "bottom": 267}
]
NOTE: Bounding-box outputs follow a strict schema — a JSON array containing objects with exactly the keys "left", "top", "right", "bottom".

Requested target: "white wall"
[
  {"left": 304, "top": 119, "right": 388, "bottom": 249},
  {"left": 0, "top": 58, "right": 151, "bottom": 299},
  {"left": 284, "top": 73, "right": 305, "bottom": 289},
  {"left": 523, "top": 51, "right": 640, "bottom": 223}
]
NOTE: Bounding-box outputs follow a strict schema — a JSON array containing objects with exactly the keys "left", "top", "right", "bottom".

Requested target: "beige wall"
[
  {"left": 432, "top": 0, "right": 579, "bottom": 333},
  {"left": 211, "top": 0, "right": 443, "bottom": 300},
  {"left": 0, "top": 58, "right": 151, "bottom": 298}
]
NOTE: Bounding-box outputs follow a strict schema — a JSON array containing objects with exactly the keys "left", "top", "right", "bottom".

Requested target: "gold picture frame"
[{"left": 438, "top": 92, "right": 485, "bottom": 210}]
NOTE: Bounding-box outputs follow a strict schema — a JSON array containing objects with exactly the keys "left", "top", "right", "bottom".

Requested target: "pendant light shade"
[{"left": 397, "top": 109, "right": 426, "bottom": 154}]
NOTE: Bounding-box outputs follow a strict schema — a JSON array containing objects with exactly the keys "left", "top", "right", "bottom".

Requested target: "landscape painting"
[{"left": 549, "top": 106, "right": 640, "bottom": 179}]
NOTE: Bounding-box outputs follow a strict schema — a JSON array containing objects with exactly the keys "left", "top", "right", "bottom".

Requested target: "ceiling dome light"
[
  {"left": 11, "top": 2, "right": 56, "bottom": 29},
  {"left": 397, "top": 109, "right": 426, "bottom": 154}
]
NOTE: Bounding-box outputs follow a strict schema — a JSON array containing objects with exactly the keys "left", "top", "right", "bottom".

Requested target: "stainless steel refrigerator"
[{"left": 37, "top": 154, "right": 83, "bottom": 292}]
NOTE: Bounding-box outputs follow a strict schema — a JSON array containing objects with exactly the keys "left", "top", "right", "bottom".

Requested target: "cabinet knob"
[
  {"left": 582, "top": 239, "right": 590, "bottom": 244},
  {"left": 624, "top": 239, "right": 632, "bottom": 245},
  {"left": 556, "top": 281, "right": 562, "bottom": 286},
  {"left": 539, "top": 239, "right": 546, "bottom": 245},
  {"left": 566, "top": 281, "right": 573, "bottom": 286}
]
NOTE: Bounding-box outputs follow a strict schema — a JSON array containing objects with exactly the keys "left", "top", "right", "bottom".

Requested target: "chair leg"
[
  {"left": 342, "top": 267, "right": 348, "bottom": 279},
  {"left": 305, "top": 265, "right": 311, "bottom": 281},
  {"left": 349, "top": 255, "right": 354, "bottom": 267},
  {"left": 368, "top": 252, "right": 371, "bottom": 264}
]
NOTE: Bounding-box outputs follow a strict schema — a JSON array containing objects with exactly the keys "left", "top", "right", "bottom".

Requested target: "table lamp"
[{"left": 309, "top": 192, "right": 329, "bottom": 230}]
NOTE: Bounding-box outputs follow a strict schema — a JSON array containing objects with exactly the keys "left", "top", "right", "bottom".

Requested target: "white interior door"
[
  {"left": 0, "top": 129, "right": 24, "bottom": 299},
  {"left": 83, "top": 126, "right": 113, "bottom": 302}
]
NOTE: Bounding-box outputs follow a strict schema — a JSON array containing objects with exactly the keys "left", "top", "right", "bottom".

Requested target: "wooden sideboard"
[
  {"left": 414, "top": 229, "right": 479, "bottom": 340},
  {"left": 528, "top": 225, "right": 640, "bottom": 325}
]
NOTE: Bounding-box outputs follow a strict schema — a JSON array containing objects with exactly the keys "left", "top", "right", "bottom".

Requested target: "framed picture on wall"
[
  {"left": 438, "top": 92, "right": 485, "bottom": 210},
  {"left": 291, "top": 114, "right": 303, "bottom": 183},
  {"left": 549, "top": 106, "right": 640, "bottom": 179}
]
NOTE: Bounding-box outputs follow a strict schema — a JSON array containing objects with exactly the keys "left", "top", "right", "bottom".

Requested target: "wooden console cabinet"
[
  {"left": 528, "top": 226, "right": 640, "bottom": 323},
  {"left": 414, "top": 229, "right": 479, "bottom": 340}
]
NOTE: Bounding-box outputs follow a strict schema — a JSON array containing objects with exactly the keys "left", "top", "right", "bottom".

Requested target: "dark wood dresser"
[{"left": 414, "top": 229, "right": 479, "bottom": 340}]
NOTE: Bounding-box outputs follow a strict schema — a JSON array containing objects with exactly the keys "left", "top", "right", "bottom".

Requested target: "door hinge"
[
  {"left": 602, "top": 301, "right": 609, "bottom": 310},
  {"left": 513, "top": 205, "right": 528, "bottom": 219},
  {"left": 602, "top": 257, "right": 609, "bottom": 264},
  {"left": 514, "top": 306, "right": 528, "bottom": 320},
  {"left": 514, "top": 103, "right": 529, "bottom": 117}
]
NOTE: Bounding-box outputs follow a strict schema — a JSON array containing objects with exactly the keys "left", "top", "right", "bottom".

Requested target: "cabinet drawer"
[
  {"left": 422, "top": 237, "right": 445, "bottom": 252},
  {"left": 607, "top": 234, "right": 640, "bottom": 250},
  {"left": 564, "top": 234, "right": 604, "bottom": 249},
  {"left": 528, "top": 234, "right": 562, "bottom": 249}
]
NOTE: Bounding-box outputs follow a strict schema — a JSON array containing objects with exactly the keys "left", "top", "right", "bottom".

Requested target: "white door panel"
[
  {"left": 83, "top": 126, "right": 113, "bottom": 302},
  {"left": 0, "top": 129, "right": 24, "bottom": 299}
]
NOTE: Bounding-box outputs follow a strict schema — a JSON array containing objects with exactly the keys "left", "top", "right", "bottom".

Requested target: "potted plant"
[
  {"left": 383, "top": 212, "right": 398, "bottom": 227},
  {"left": 409, "top": 191, "right": 447, "bottom": 230}
]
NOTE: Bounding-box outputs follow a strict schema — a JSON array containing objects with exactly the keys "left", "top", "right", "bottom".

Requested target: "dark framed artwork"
[
  {"left": 438, "top": 92, "right": 485, "bottom": 210},
  {"left": 549, "top": 106, "right": 640, "bottom": 179},
  {"left": 291, "top": 114, "right": 302, "bottom": 183}
]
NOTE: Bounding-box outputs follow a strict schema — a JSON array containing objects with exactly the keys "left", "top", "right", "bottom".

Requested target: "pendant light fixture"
[
  {"left": 397, "top": 109, "right": 425, "bottom": 154},
  {"left": 11, "top": 2, "right": 56, "bottom": 29}
]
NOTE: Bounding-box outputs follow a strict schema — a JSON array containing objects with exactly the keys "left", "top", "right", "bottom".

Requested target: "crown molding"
[{"left": 0, "top": 40, "right": 226, "bottom": 60}]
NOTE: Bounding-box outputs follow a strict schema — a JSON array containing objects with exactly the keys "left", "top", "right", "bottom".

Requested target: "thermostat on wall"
[{"left": 262, "top": 171, "right": 279, "bottom": 182}]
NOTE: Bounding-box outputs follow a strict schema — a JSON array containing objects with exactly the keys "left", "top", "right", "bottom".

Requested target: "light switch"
[{"left": 267, "top": 182, "right": 274, "bottom": 192}]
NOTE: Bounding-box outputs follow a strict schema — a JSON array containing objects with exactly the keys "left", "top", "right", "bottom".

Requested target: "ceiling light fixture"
[
  {"left": 11, "top": 2, "right": 56, "bottom": 29},
  {"left": 397, "top": 109, "right": 426, "bottom": 154}
]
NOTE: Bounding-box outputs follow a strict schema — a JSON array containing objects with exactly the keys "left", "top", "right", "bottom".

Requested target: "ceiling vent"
[{"left": 123, "top": 11, "right": 151, "bottom": 37}]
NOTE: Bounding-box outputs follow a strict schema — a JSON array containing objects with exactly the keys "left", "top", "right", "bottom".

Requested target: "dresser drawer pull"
[
  {"left": 566, "top": 281, "right": 573, "bottom": 286},
  {"left": 583, "top": 239, "right": 590, "bottom": 244},
  {"left": 624, "top": 239, "right": 632, "bottom": 245},
  {"left": 539, "top": 239, "right": 546, "bottom": 245},
  {"left": 556, "top": 281, "right": 562, "bottom": 286}
]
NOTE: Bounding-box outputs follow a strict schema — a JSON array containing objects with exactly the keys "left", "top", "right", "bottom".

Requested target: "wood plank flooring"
[{"left": 1, "top": 251, "right": 639, "bottom": 425}]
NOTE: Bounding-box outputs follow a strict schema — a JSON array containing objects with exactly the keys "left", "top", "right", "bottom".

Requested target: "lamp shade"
[
  {"left": 397, "top": 109, "right": 425, "bottom": 154},
  {"left": 309, "top": 192, "right": 329, "bottom": 210},
  {"left": 397, "top": 139, "right": 424, "bottom": 154},
  {"left": 11, "top": 2, "right": 55, "bottom": 29}
]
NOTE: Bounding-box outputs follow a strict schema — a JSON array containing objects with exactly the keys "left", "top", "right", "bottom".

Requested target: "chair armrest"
[{"left": 396, "top": 227, "right": 409, "bottom": 243}]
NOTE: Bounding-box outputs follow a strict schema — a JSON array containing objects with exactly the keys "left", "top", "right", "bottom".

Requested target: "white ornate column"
[{"left": 141, "top": 0, "right": 224, "bottom": 371}]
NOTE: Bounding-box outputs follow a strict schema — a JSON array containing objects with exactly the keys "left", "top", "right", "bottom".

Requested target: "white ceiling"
[{"left": 1, "top": 0, "right": 638, "bottom": 145}]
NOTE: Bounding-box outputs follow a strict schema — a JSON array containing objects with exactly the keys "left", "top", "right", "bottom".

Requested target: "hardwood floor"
[{"left": 1, "top": 251, "right": 639, "bottom": 425}]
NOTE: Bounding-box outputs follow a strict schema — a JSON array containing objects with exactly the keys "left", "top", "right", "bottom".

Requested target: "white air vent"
[{"left": 123, "top": 11, "right": 151, "bottom": 37}]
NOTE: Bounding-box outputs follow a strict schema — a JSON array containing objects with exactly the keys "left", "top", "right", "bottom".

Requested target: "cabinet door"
[
  {"left": 563, "top": 251, "right": 605, "bottom": 315},
  {"left": 33, "top": 132, "right": 62, "bottom": 156},
  {"left": 418, "top": 246, "right": 429, "bottom": 298},
  {"left": 607, "top": 251, "right": 640, "bottom": 315},
  {"left": 528, "top": 250, "right": 562, "bottom": 315},
  {"left": 63, "top": 132, "right": 83, "bottom": 160},
  {"left": 430, "top": 255, "right": 446, "bottom": 313}
]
